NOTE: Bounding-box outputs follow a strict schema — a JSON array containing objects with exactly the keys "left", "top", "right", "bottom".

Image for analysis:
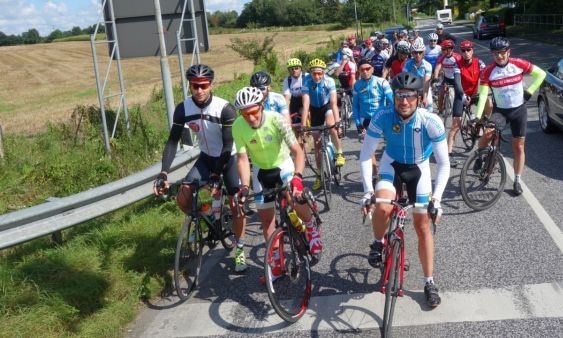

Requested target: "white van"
[{"left": 436, "top": 9, "right": 452, "bottom": 24}]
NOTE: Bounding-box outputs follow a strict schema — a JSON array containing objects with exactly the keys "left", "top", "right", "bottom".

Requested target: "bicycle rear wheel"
[
  {"left": 382, "top": 240, "right": 402, "bottom": 338},
  {"left": 442, "top": 89, "right": 454, "bottom": 129},
  {"left": 264, "top": 227, "right": 312, "bottom": 323},
  {"left": 460, "top": 148, "right": 507, "bottom": 211},
  {"left": 342, "top": 95, "right": 352, "bottom": 137},
  {"left": 320, "top": 149, "right": 333, "bottom": 209},
  {"left": 174, "top": 216, "right": 204, "bottom": 300},
  {"left": 219, "top": 203, "right": 236, "bottom": 250},
  {"left": 459, "top": 111, "right": 477, "bottom": 151}
]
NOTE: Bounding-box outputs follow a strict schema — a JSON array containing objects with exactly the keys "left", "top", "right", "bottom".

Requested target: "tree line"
[{"left": 0, "top": 25, "right": 104, "bottom": 47}]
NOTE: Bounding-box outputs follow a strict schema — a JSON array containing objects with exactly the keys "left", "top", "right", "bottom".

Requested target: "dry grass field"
[{"left": 0, "top": 29, "right": 353, "bottom": 135}]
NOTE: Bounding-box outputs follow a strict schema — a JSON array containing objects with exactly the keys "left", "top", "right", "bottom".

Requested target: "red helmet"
[
  {"left": 460, "top": 40, "right": 473, "bottom": 49},
  {"left": 440, "top": 39, "right": 454, "bottom": 48}
]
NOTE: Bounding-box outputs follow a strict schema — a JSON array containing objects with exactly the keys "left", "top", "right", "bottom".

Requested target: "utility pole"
[{"left": 154, "top": 0, "right": 176, "bottom": 129}]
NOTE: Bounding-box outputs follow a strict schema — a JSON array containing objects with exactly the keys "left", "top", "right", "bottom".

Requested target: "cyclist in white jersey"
[
  {"left": 359, "top": 72, "right": 450, "bottom": 308},
  {"left": 283, "top": 58, "right": 307, "bottom": 125},
  {"left": 250, "top": 71, "right": 290, "bottom": 125},
  {"left": 433, "top": 39, "right": 463, "bottom": 116},
  {"left": 473, "top": 37, "right": 546, "bottom": 195},
  {"left": 424, "top": 33, "right": 442, "bottom": 72}
]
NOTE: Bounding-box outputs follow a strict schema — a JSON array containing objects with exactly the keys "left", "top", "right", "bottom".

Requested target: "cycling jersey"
[
  {"left": 282, "top": 73, "right": 306, "bottom": 98},
  {"left": 385, "top": 54, "right": 408, "bottom": 79},
  {"left": 162, "top": 95, "right": 236, "bottom": 174},
  {"left": 302, "top": 74, "right": 337, "bottom": 108},
  {"left": 232, "top": 110, "right": 296, "bottom": 169},
  {"left": 371, "top": 53, "right": 386, "bottom": 77},
  {"left": 403, "top": 58, "right": 433, "bottom": 107},
  {"left": 457, "top": 57, "right": 485, "bottom": 96},
  {"left": 263, "top": 91, "right": 289, "bottom": 116},
  {"left": 480, "top": 57, "right": 532, "bottom": 109},
  {"left": 352, "top": 76, "right": 393, "bottom": 127},
  {"left": 338, "top": 61, "right": 357, "bottom": 90},
  {"left": 424, "top": 45, "right": 442, "bottom": 71},
  {"left": 436, "top": 53, "right": 461, "bottom": 80}
]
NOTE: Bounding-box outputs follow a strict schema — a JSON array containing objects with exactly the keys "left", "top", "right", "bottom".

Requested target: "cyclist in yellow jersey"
[{"left": 232, "top": 87, "right": 324, "bottom": 277}]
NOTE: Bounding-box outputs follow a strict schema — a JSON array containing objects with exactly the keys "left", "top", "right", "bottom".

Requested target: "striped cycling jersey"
[
  {"left": 301, "top": 74, "right": 336, "bottom": 108},
  {"left": 263, "top": 91, "right": 289, "bottom": 115},
  {"left": 366, "top": 106, "right": 446, "bottom": 164},
  {"left": 403, "top": 58, "right": 433, "bottom": 105},
  {"left": 352, "top": 76, "right": 393, "bottom": 126},
  {"left": 424, "top": 45, "right": 442, "bottom": 71},
  {"left": 437, "top": 53, "right": 461, "bottom": 79},
  {"left": 480, "top": 57, "right": 533, "bottom": 109}
]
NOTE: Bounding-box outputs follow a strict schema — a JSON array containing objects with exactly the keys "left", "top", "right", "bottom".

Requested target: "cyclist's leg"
[
  {"left": 223, "top": 156, "right": 246, "bottom": 240},
  {"left": 177, "top": 154, "right": 211, "bottom": 214},
  {"left": 447, "top": 95, "right": 464, "bottom": 165},
  {"left": 326, "top": 109, "right": 345, "bottom": 166},
  {"left": 506, "top": 104, "right": 527, "bottom": 194},
  {"left": 371, "top": 153, "right": 396, "bottom": 240},
  {"left": 309, "top": 108, "right": 324, "bottom": 189},
  {"left": 256, "top": 167, "right": 285, "bottom": 241}
]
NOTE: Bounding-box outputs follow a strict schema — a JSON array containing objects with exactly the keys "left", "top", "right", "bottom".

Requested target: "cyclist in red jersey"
[
  {"left": 382, "top": 40, "right": 410, "bottom": 80},
  {"left": 447, "top": 40, "right": 490, "bottom": 166},
  {"left": 474, "top": 37, "right": 546, "bottom": 195}
]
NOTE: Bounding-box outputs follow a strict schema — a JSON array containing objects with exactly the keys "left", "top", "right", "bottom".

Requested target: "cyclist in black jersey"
[{"left": 153, "top": 64, "right": 248, "bottom": 272}]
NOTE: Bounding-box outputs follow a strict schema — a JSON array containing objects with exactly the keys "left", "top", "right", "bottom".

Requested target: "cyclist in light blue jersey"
[
  {"left": 424, "top": 33, "right": 442, "bottom": 72},
  {"left": 250, "top": 71, "right": 290, "bottom": 125},
  {"left": 403, "top": 40, "right": 433, "bottom": 111},
  {"left": 359, "top": 72, "right": 450, "bottom": 309}
]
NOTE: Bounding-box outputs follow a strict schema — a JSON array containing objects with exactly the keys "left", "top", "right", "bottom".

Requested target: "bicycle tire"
[
  {"left": 320, "top": 149, "right": 332, "bottom": 209},
  {"left": 174, "top": 216, "right": 204, "bottom": 300},
  {"left": 443, "top": 88, "right": 453, "bottom": 129},
  {"left": 303, "top": 135, "right": 319, "bottom": 177},
  {"left": 459, "top": 109, "right": 477, "bottom": 151},
  {"left": 264, "top": 227, "right": 312, "bottom": 322},
  {"left": 342, "top": 95, "right": 352, "bottom": 137},
  {"left": 219, "top": 205, "right": 236, "bottom": 250},
  {"left": 460, "top": 148, "right": 507, "bottom": 211},
  {"left": 382, "top": 240, "right": 402, "bottom": 338}
]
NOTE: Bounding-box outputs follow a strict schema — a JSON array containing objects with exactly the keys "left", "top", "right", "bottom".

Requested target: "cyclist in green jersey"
[{"left": 232, "top": 87, "right": 324, "bottom": 273}]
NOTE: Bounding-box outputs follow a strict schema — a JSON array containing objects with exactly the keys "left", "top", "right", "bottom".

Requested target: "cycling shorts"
[
  {"left": 289, "top": 96, "right": 303, "bottom": 121},
  {"left": 184, "top": 152, "right": 239, "bottom": 196},
  {"left": 252, "top": 157, "right": 294, "bottom": 209},
  {"left": 490, "top": 103, "right": 527, "bottom": 138},
  {"left": 310, "top": 103, "right": 333, "bottom": 127}
]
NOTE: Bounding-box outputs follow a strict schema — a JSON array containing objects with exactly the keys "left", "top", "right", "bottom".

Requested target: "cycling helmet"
[
  {"left": 440, "top": 39, "right": 455, "bottom": 48},
  {"left": 186, "top": 64, "right": 214, "bottom": 82},
  {"left": 250, "top": 71, "right": 271, "bottom": 88},
  {"left": 342, "top": 47, "right": 354, "bottom": 59},
  {"left": 437, "top": 23, "right": 444, "bottom": 29},
  {"left": 411, "top": 40, "right": 426, "bottom": 52},
  {"left": 391, "top": 72, "right": 424, "bottom": 93},
  {"left": 286, "top": 58, "right": 302, "bottom": 68},
  {"left": 396, "top": 41, "right": 411, "bottom": 54},
  {"left": 341, "top": 40, "right": 349, "bottom": 47},
  {"left": 234, "top": 86, "right": 264, "bottom": 110},
  {"left": 427, "top": 32, "right": 438, "bottom": 41},
  {"left": 460, "top": 40, "right": 473, "bottom": 49},
  {"left": 326, "top": 62, "right": 340, "bottom": 76},
  {"left": 358, "top": 58, "right": 372, "bottom": 67},
  {"left": 490, "top": 36, "right": 510, "bottom": 50},
  {"left": 352, "top": 48, "right": 361, "bottom": 60},
  {"left": 375, "top": 40, "right": 385, "bottom": 51},
  {"left": 309, "top": 58, "right": 327, "bottom": 69}
]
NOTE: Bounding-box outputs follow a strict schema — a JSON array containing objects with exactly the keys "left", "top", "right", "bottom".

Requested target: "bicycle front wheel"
[
  {"left": 460, "top": 148, "right": 507, "bottom": 211},
  {"left": 342, "top": 96, "right": 352, "bottom": 137},
  {"left": 220, "top": 205, "right": 236, "bottom": 250},
  {"left": 320, "top": 149, "right": 333, "bottom": 209},
  {"left": 459, "top": 109, "right": 477, "bottom": 151},
  {"left": 264, "top": 227, "right": 312, "bottom": 323},
  {"left": 443, "top": 89, "right": 453, "bottom": 129},
  {"left": 382, "top": 240, "right": 402, "bottom": 338},
  {"left": 174, "top": 216, "right": 204, "bottom": 300}
]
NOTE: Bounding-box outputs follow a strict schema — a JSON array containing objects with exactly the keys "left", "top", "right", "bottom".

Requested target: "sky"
[{"left": 0, "top": 0, "right": 249, "bottom": 36}]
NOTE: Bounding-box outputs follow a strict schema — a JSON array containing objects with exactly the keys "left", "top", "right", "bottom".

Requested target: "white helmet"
[
  {"left": 396, "top": 40, "right": 411, "bottom": 54},
  {"left": 427, "top": 32, "right": 439, "bottom": 41},
  {"left": 437, "top": 23, "right": 444, "bottom": 29},
  {"left": 326, "top": 62, "right": 340, "bottom": 76},
  {"left": 234, "top": 87, "right": 263, "bottom": 109},
  {"left": 342, "top": 47, "right": 354, "bottom": 59},
  {"left": 411, "top": 40, "right": 426, "bottom": 52}
]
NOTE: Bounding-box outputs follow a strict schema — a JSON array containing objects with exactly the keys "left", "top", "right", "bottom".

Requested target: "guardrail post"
[
  {"left": 51, "top": 231, "right": 63, "bottom": 245},
  {"left": 0, "top": 124, "right": 5, "bottom": 159}
]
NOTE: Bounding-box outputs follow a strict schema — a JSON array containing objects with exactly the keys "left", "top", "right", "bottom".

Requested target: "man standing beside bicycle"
[
  {"left": 152, "top": 64, "right": 247, "bottom": 272},
  {"left": 302, "top": 58, "right": 346, "bottom": 191},
  {"left": 359, "top": 72, "right": 450, "bottom": 308},
  {"left": 433, "top": 39, "right": 462, "bottom": 123},
  {"left": 473, "top": 37, "right": 546, "bottom": 195},
  {"left": 232, "top": 87, "right": 323, "bottom": 278},
  {"left": 446, "top": 40, "right": 489, "bottom": 167}
]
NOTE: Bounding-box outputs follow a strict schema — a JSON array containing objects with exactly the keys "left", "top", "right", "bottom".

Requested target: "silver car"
[{"left": 538, "top": 58, "right": 563, "bottom": 133}]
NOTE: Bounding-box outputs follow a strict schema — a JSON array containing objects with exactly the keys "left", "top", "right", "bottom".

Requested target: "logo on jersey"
[
  {"left": 414, "top": 127, "right": 421, "bottom": 133},
  {"left": 392, "top": 124, "right": 401, "bottom": 133},
  {"left": 187, "top": 122, "right": 200, "bottom": 132},
  {"left": 264, "top": 135, "right": 273, "bottom": 142},
  {"left": 250, "top": 138, "right": 257, "bottom": 144}
]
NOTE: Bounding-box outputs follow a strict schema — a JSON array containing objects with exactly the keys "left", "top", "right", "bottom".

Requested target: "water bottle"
[
  {"left": 326, "top": 141, "right": 336, "bottom": 163},
  {"left": 287, "top": 207, "right": 305, "bottom": 232}
]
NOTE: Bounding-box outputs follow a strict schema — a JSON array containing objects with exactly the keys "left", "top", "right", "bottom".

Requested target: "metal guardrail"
[
  {"left": 0, "top": 148, "right": 199, "bottom": 250},
  {"left": 514, "top": 14, "right": 563, "bottom": 28}
]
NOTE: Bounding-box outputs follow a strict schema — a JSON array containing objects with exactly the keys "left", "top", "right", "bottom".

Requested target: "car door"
[{"left": 551, "top": 59, "right": 563, "bottom": 124}]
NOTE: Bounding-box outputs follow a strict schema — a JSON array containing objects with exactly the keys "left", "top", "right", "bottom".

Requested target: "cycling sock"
[
  {"left": 236, "top": 238, "right": 245, "bottom": 249},
  {"left": 423, "top": 276, "right": 434, "bottom": 285},
  {"left": 514, "top": 175, "right": 521, "bottom": 183},
  {"left": 373, "top": 238, "right": 384, "bottom": 245},
  {"left": 304, "top": 219, "right": 315, "bottom": 228}
]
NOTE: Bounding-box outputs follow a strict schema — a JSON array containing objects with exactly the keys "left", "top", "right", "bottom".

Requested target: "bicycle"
[
  {"left": 172, "top": 179, "right": 236, "bottom": 300},
  {"left": 458, "top": 96, "right": 480, "bottom": 151},
  {"left": 303, "top": 124, "right": 341, "bottom": 209},
  {"left": 459, "top": 119, "right": 507, "bottom": 211},
  {"left": 236, "top": 185, "right": 322, "bottom": 322},
  {"left": 337, "top": 88, "right": 353, "bottom": 137},
  {"left": 290, "top": 113, "right": 316, "bottom": 177},
  {"left": 440, "top": 81, "right": 455, "bottom": 129},
  {"left": 364, "top": 188, "right": 437, "bottom": 338}
]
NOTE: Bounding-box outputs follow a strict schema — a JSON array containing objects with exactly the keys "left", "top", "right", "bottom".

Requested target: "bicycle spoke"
[
  {"left": 460, "top": 149, "right": 507, "bottom": 211},
  {"left": 174, "top": 217, "right": 203, "bottom": 300}
]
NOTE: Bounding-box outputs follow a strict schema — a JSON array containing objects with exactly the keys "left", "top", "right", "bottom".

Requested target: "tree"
[
  {"left": 45, "top": 29, "right": 64, "bottom": 42},
  {"left": 226, "top": 34, "right": 277, "bottom": 65},
  {"left": 71, "top": 26, "right": 82, "bottom": 36},
  {"left": 21, "top": 28, "right": 41, "bottom": 44}
]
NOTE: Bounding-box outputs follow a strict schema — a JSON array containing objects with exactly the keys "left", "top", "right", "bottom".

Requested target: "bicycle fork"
[{"left": 380, "top": 223, "right": 406, "bottom": 296}]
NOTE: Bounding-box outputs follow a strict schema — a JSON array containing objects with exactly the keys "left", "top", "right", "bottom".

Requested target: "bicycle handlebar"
[{"left": 362, "top": 197, "right": 438, "bottom": 234}]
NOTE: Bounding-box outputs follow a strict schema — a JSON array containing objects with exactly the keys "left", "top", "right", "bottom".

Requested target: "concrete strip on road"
[{"left": 130, "top": 282, "right": 563, "bottom": 337}]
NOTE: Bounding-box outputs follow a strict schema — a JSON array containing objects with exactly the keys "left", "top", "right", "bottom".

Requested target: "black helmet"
[
  {"left": 391, "top": 72, "right": 423, "bottom": 93},
  {"left": 250, "top": 71, "right": 271, "bottom": 88},
  {"left": 490, "top": 37, "right": 510, "bottom": 51},
  {"left": 186, "top": 64, "right": 214, "bottom": 81}
]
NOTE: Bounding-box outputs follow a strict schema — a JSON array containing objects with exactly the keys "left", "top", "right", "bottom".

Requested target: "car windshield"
[{"left": 484, "top": 15, "right": 499, "bottom": 23}]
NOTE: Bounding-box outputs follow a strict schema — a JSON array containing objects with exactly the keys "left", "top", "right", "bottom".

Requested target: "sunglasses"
[
  {"left": 412, "top": 51, "right": 424, "bottom": 55},
  {"left": 256, "top": 86, "right": 268, "bottom": 92},
  {"left": 240, "top": 105, "right": 261, "bottom": 117},
  {"left": 288, "top": 66, "right": 301, "bottom": 71},
  {"left": 461, "top": 48, "right": 473, "bottom": 52},
  {"left": 190, "top": 82, "right": 210, "bottom": 90},
  {"left": 394, "top": 91, "right": 418, "bottom": 100},
  {"left": 491, "top": 50, "right": 508, "bottom": 56},
  {"left": 311, "top": 71, "right": 324, "bottom": 76},
  {"left": 359, "top": 67, "right": 372, "bottom": 72}
]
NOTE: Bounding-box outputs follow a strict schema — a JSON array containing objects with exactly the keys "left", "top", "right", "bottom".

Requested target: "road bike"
[
  {"left": 263, "top": 185, "right": 321, "bottom": 322},
  {"left": 459, "top": 119, "right": 507, "bottom": 211},
  {"left": 303, "top": 124, "right": 341, "bottom": 209},
  {"left": 364, "top": 188, "right": 437, "bottom": 338},
  {"left": 171, "top": 179, "right": 236, "bottom": 300},
  {"left": 458, "top": 96, "right": 480, "bottom": 151},
  {"left": 337, "top": 88, "right": 353, "bottom": 137}
]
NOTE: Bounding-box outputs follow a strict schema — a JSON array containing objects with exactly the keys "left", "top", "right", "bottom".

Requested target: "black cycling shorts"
[
  {"left": 184, "top": 152, "right": 239, "bottom": 195},
  {"left": 491, "top": 103, "right": 527, "bottom": 138}
]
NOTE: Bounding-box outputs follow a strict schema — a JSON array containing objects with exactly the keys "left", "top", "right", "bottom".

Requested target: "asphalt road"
[{"left": 125, "top": 21, "right": 563, "bottom": 337}]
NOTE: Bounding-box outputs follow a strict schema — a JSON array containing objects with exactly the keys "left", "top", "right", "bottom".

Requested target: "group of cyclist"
[{"left": 153, "top": 22, "right": 546, "bottom": 309}]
